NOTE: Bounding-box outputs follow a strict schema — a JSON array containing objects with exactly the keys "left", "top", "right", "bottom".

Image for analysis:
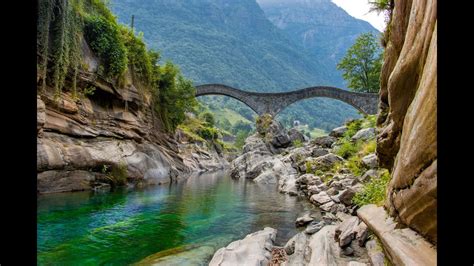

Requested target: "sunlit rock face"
[{"left": 376, "top": 0, "right": 437, "bottom": 244}]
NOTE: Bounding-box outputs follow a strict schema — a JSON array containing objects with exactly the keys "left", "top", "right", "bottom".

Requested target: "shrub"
[
  {"left": 335, "top": 139, "right": 361, "bottom": 159},
  {"left": 346, "top": 155, "right": 364, "bottom": 176},
  {"left": 344, "top": 119, "right": 362, "bottom": 139},
  {"left": 352, "top": 169, "right": 391, "bottom": 207},
  {"left": 292, "top": 139, "right": 303, "bottom": 148},
  {"left": 360, "top": 139, "right": 377, "bottom": 156},
  {"left": 84, "top": 15, "right": 128, "bottom": 78},
  {"left": 200, "top": 112, "right": 216, "bottom": 127},
  {"left": 197, "top": 126, "right": 218, "bottom": 140},
  {"left": 361, "top": 115, "right": 377, "bottom": 129}
]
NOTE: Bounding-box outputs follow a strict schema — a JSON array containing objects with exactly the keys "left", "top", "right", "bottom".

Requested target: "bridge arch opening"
[
  {"left": 275, "top": 97, "right": 362, "bottom": 136},
  {"left": 195, "top": 95, "right": 257, "bottom": 135}
]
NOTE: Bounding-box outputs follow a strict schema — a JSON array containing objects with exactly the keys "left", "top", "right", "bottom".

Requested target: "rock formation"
[
  {"left": 376, "top": 0, "right": 437, "bottom": 244},
  {"left": 37, "top": 38, "right": 227, "bottom": 194}
]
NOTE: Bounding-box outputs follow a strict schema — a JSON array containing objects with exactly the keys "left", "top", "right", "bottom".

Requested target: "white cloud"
[{"left": 331, "top": 0, "right": 387, "bottom": 31}]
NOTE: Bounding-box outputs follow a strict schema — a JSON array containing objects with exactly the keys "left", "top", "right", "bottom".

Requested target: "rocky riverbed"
[{"left": 211, "top": 114, "right": 388, "bottom": 265}]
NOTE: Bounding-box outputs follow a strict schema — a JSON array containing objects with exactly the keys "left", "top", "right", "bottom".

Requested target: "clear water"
[{"left": 37, "top": 170, "right": 318, "bottom": 265}]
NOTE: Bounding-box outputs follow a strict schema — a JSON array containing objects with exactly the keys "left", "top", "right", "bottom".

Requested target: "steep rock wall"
[
  {"left": 37, "top": 39, "right": 224, "bottom": 194},
  {"left": 376, "top": 0, "right": 437, "bottom": 244}
]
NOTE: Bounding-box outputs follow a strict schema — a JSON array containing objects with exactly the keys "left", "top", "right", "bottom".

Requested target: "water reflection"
[{"left": 37, "top": 170, "right": 317, "bottom": 265}]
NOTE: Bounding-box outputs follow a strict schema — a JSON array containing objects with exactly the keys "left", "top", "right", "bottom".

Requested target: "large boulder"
[
  {"left": 310, "top": 191, "right": 332, "bottom": 206},
  {"left": 304, "top": 153, "right": 344, "bottom": 172},
  {"left": 209, "top": 227, "right": 276, "bottom": 266},
  {"left": 288, "top": 128, "right": 306, "bottom": 144},
  {"left": 351, "top": 128, "right": 375, "bottom": 141},
  {"left": 330, "top": 126, "right": 347, "bottom": 138},
  {"left": 312, "top": 135, "right": 337, "bottom": 148},
  {"left": 357, "top": 204, "right": 437, "bottom": 265},
  {"left": 306, "top": 225, "right": 369, "bottom": 265},
  {"left": 284, "top": 232, "right": 309, "bottom": 265},
  {"left": 256, "top": 114, "right": 291, "bottom": 149},
  {"left": 361, "top": 153, "right": 379, "bottom": 169},
  {"left": 335, "top": 216, "right": 360, "bottom": 247}
]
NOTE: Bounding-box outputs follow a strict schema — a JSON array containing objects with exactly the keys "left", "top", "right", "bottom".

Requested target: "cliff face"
[
  {"left": 37, "top": 38, "right": 225, "bottom": 194},
  {"left": 376, "top": 0, "right": 437, "bottom": 244}
]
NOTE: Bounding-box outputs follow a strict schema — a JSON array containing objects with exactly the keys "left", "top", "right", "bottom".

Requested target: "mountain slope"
[
  {"left": 110, "top": 0, "right": 377, "bottom": 131},
  {"left": 257, "top": 0, "right": 380, "bottom": 88}
]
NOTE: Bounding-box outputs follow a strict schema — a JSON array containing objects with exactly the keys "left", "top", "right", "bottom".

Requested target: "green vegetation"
[
  {"left": 353, "top": 169, "right": 390, "bottom": 207},
  {"left": 155, "top": 63, "right": 197, "bottom": 133},
  {"left": 335, "top": 140, "right": 361, "bottom": 159},
  {"left": 234, "top": 130, "right": 250, "bottom": 149},
  {"left": 200, "top": 112, "right": 216, "bottom": 127},
  {"left": 84, "top": 15, "right": 128, "bottom": 78},
  {"left": 37, "top": 0, "right": 83, "bottom": 97},
  {"left": 292, "top": 139, "right": 304, "bottom": 148},
  {"left": 332, "top": 115, "right": 377, "bottom": 175},
  {"left": 38, "top": 0, "right": 197, "bottom": 133},
  {"left": 110, "top": 0, "right": 379, "bottom": 133},
  {"left": 337, "top": 32, "right": 383, "bottom": 93}
]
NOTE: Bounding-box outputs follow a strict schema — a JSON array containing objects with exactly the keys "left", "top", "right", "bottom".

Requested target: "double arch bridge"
[{"left": 195, "top": 84, "right": 379, "bottom": 116}]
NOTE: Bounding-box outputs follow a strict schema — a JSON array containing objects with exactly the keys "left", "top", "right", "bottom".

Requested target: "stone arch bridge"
[{"left": 195, "top": 84, "right": 379, "bottom": 116}]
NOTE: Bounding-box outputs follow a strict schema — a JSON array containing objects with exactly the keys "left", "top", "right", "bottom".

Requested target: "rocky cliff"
[
  {"left": 376, "top": 0, "right": 437, "bottom": 244},
  {"left": 37, "top": 38, "right": 227, "bottom": 194}
]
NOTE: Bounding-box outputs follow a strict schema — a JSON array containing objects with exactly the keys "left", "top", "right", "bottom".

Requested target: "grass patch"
[
  {"left": 292, "top": 139, "right": 304, "bottom": 148},
  {"left": 309, "top": 128, "right": 327, "bottom": 138},
  {"left": 335, "top": 139, "right": 362, "bottom": 159},
  {"left": 346, "top": 155, "right": 364, "bottom": 176},
  {"left": 361, "top": 114, "right": 377, "bottom": 129},
  {"left": 360, "top": 139, "right": 377, "bottom": 156},
  {"left": 352, "top": 169, "right": 390, "bottom": 207}
]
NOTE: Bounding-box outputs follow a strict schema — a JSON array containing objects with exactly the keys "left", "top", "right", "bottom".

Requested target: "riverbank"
[{"left": 207, "top": 114, "right": 436, "bottom": 265}]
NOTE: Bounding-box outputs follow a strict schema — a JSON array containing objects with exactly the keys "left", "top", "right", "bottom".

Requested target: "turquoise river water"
[{"left": 37, "top": 170, "right": 317, "bottom": 265}]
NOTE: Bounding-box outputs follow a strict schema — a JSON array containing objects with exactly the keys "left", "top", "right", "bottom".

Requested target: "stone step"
[{"left": 357, "top": 204, "right": 436, "bottom": 266}]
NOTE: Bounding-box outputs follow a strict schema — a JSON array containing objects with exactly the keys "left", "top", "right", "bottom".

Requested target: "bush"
[
  {"left": 84, "top": 15, "right": 128, "bottom": 77},
  {"left": 292, "top": 139, "right": 303, "bottom": 148},
  {"left": 335, "top": 139, "right": 361, "bottom": 159},
  {"left": 352, "top": 169, "right": 390, "bottom": 207},
  {"left": 360, "top": 139, "right": 377, "bottom": 156},
  {"left": 346, "top": 155, "right": 364, "bottom": 176},
  {"left": 120, "top": 27, "right": 154, "bottom": 88},
  {"left": 235, "top": 130, "right": 250, "bottom": 149},
  {"left": 197, "top": 126, "right": 218, "bottom": 140},
  {"left": 200, "top": 112, "right": 215, "bottom": 127},
  {"left": 344, "top": 119, "right": 362, "bottom": 139}
]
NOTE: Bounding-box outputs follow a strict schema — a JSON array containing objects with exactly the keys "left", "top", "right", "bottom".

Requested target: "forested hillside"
[{"left": 110, "top": 0, "right": 379, "bottom": 132}]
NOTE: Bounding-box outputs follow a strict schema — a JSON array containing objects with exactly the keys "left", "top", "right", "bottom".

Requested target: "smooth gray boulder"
[
  {"left": 305, "top": 220, "right": 325, "bottom": 235},
  {"left": 335, "top": 216, "right": 360, "bottom": 247},
  {"left": 312, "top": 135, "right": 337, "bottom": 148},
  {"left": 361, "top": 153, "right": 379, "bottom": 169},
  {"left": 296, "top": 213, "right": 314, "bottom": 227},
  {"left": 209, "top": 227, "right": 276, "bottom": 266},
  {"left": 330, "top": 126, "right": 348, "bottom": 138},
  {"left": 365, "top": 239, "right": 385, "bottom": 266},
  {"left": 351, "top": 128, "right": 376, "bottom": 141},
  {"left": 360, "top": 169, "right": 380, "bottom": 182},
  {"left": 310, "top": 191, "right": 332, "bottom": 205},
  {"left": 288, "top": 128, "right": 306, "bottom": 144}
]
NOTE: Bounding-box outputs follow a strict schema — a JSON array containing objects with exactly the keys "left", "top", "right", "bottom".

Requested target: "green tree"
[
  {"left": 337, "top": 32, "right": 383, "bottom": 93},
  {"left": 235, "top": 130, "right": 249, "bottom": 149},
  {"left": 157, "top": 62, "right": 197, "bottom": 132},
  {"left": 200, "top": 112, "right": 215, "bottom": 127}
]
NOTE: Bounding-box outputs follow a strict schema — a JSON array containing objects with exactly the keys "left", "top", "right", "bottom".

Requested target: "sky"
[{"left": 331, "top": 0, "right": 387, "bottom": 31}]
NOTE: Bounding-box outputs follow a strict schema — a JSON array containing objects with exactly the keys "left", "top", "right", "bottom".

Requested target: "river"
[{"left": 37, "top": 170, "right": 318, "bottom": 265}]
